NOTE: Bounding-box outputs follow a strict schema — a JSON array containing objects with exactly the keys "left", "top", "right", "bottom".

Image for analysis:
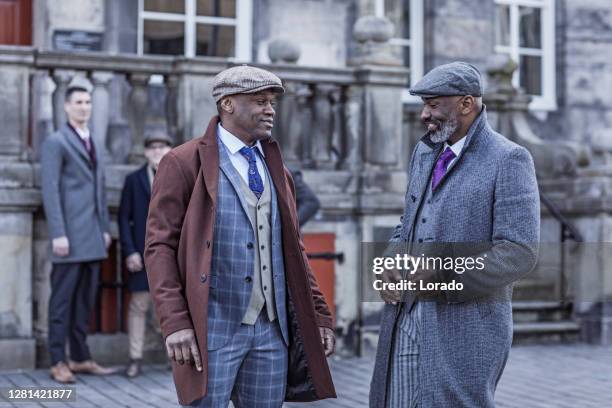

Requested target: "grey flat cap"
[
  {"left": 212, "top": 65, "right": 285, "bottom": 102},
  {"left": 144, "top": 130, "right": 173, "bottom": 147},
  {"left": 409, "top": 61, "right": 483, "bottom": 97}
]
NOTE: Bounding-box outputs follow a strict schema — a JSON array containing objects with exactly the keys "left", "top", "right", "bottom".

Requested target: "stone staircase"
[
  {"left": 512, "top": 300, "right": 580, "bottom": 344},
  {"left": 511, "top": 277, "right": 580, "bottom": 343}
]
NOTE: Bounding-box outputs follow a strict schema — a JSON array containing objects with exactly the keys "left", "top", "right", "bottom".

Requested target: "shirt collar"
[
  {"left": 444, "top": 134, "right": 466, "bottom": 157},
  {"left": 74, "top": 126, "right": 90, "bottom": 140},
  {"left": 217, "top": 123, "right": 265, "bottom": 157}
]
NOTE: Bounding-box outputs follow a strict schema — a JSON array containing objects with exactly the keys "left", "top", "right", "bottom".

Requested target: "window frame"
[
  {"left": 137, "top": 0, "right": 252, "bottom": 61},
  {"left": 494, "top": 0, "right": 556, "bottom": 111},
  {"left": 374, "top": 0, "right": 424, "bottom": 104}
]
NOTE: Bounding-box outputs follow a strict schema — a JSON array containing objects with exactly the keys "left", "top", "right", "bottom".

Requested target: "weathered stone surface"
[
  {"left": 256, "top": 0, "right": 350, "bottom": 67},
  {"left": 0, "top": 67, "right": 29, "bottom": 156},
  {"left": 0, "top": 212, "right": 33, "bottom": 339}
]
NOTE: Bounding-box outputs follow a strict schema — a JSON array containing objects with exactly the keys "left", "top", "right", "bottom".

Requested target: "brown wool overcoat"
[{"left": 144, "top": 116, "right": 336, "bottom": 405}]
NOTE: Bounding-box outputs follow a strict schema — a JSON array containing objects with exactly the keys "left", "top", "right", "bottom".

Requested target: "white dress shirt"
[
  {"left": 217, "top": 124, "right": 266, "bottom": 186},
  {"left": 73, "top": 125, "right": 91, "bottom": 141}
]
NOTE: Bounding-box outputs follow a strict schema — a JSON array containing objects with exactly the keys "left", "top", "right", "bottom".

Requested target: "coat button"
[
  {"left": 245, "top": 276, "right": 252, "bottom": 283},
  {"left": 262, "top": 265, "right": 267, "bottom": 271},
  {"left": 247, "top": 242, "right": 253, "bottom": 249},
  {"left": 418, "top": 238, "right": 423, "bottom": 243},
  {"left": 259, "top": 225, "right": 263, "bottom": 230},
  {"left": 200, "top": 274, "right": 207, "bottom": 283},
  {"left": 422, "top": 218, "right": 427, "bottom": 223}
]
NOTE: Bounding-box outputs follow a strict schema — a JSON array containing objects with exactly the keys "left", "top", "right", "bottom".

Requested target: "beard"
[{"left": 428, "top": 114, "right": 459, "bottom": 144}]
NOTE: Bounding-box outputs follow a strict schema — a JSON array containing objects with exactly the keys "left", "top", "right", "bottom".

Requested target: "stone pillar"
[
  {"left": 165, "top": 74, "right": 180, "bottom": 144},
  {"left": 127, "top": 73, "right": 150, "bottom": 162},
  {"left": 90, "top": 71, "right": 114, "bottom": 161},
  {"left": 311, "top": 84, "right": 335, "bottom": 169},
  {"left": 0, "top": 211, "right": 36, "bottom": 369},
  {"left": 349, "top": 16, "right": 408, "bottom": 168},
  {"left": 51, "top": 70, "right": 75, "bottom": 131}
]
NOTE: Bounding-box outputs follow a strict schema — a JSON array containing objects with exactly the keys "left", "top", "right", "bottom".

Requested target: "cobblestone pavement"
[{"left": 0, "top": 344, "right": 610, "bottom": 407}]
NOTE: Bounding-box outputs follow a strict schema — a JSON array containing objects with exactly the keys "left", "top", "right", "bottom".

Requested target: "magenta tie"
[{"left": 431, "top": 147, "right": 456, "bottom": 190}]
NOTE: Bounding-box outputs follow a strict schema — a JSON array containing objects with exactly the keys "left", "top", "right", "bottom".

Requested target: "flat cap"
[
  {"left": 409, "top": 61, "right": 483, "bottom": 97},
  {"left": 144, "top": 130, "right": 173, "bottom": 147},
  {"left": 212, "top": 65, "right": 284, "bottom": 103}
]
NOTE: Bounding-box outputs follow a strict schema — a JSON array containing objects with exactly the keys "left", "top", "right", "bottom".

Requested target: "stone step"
[
  {"left": 513, "top": 320, "right": 580, "bottom": 345},
  {"left": 512, "top": 300, "right": 564, "bottom": 311},
  {"left": 512, "top": 300, "right": 573, "bottom": 323},
  {"left": 512, "top": 279, "right": 557, "bottom": 301}
]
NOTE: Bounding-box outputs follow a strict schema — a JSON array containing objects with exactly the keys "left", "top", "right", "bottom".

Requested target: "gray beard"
[{"left": 429, "top": 117, "right": 459, "bottom": 144}]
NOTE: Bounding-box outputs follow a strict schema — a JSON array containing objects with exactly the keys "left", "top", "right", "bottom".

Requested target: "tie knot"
[
  {"left": 440, "top": 147, "right": 456, "bottom": 162},
  {"left": 239, "top": 146, "right": 257, "bottom": 163}
]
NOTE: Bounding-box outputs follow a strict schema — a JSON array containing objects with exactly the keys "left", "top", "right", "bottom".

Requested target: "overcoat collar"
[
  {"left": 197, "top": 116, "right": 290, "bottom": 218},
  {"left": 417, "top": 106, "right": 490, "bottom": 193}
]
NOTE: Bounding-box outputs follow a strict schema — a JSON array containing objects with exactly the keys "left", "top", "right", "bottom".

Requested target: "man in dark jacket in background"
[
  {"left": 288, "top": 167, "right": 320, "bottom": 227},
  {"left": 118, "top": 131, "right": 173, "bottom": 377}
]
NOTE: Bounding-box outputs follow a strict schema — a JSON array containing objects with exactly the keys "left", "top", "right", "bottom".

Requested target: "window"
[
  {"left": 375, "top": 0, "right": 424, "bottom": 103},
  {"left": 494, "top": 0, "right": 556, "bottom": 110},
  {"left": 137, "top": 0, "right": 252, "bottom": 60}
]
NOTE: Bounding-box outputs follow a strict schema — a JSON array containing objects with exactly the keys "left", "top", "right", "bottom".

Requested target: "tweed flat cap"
[
  {"left": 144, "top": 130, "right": 173, "bottom": 147},
  {"left": 212, "top": 65, "right": 285, "bottom": 102},
  {"left": 409, "top": 61, "right": 483, "bottom": 97}
]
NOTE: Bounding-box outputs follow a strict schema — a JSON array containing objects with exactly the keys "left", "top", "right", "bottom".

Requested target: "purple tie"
[{"left": 431, "top": 147, "right": 456, "bottom": 190}]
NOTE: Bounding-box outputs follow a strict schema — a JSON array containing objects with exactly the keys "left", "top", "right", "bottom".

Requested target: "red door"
[
  {"left": 0, "top": 0, "right": 32, "bottom": 45},
  {"left": 303, "top": 233, "right": 336, "bottom": 323}
]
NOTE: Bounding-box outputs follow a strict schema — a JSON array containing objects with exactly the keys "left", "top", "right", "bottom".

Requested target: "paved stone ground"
[{"left": 0, "top": 344, "right": 610, "bottom": 407}]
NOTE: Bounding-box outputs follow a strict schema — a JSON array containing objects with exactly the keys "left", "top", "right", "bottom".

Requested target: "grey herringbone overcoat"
[{"left": 370, "top": 108, "right": 540, "bottom": 407}]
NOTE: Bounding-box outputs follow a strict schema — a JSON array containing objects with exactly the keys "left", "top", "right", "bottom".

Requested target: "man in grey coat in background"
[
  {"left": 369, "top": 62, "right": 540, "bottom": 407},
  {"left": 41, "top": 81, "right": 115, "bottom": 383}
]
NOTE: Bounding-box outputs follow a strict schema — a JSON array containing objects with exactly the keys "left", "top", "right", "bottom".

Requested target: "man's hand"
[
  {"left": 165, "top": 328, "right": 202, "bottom": 372},
  {"left": 379, "top": 266, "right": 403, "bottom": 304},
  {"left": 52, "top": 236, "right": 70, "bottom": 257},
  {"left": 103, "top": 233, "right": 111, "bottom": 249},
  {"left": 319, "top": 327, "right": 335, "bottom": 357},
  {"left": 126, "top": 253, "right": 143, "bottom": 273}
]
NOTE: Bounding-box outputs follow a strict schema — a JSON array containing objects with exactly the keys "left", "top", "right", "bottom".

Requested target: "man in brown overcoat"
[{"left": 145, "top": 65, "right": 336, "bottom": 407}]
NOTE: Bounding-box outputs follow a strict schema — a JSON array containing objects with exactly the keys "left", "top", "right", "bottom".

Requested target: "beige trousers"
[{"left": 127, "top": 291, "right": 152, "bottom": 360}]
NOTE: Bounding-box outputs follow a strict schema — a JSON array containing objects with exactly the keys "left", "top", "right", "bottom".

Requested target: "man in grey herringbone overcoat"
[
  {"left": 41, "top": 83, "right": 115, "bottom": 383},
  {"left": 369, "top": 62, "right": 540, "bottom": 407}
]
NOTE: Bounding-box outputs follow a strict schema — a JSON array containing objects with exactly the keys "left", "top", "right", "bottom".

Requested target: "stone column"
[
  {"left": 90, "top": 71, "right": 114, "bottom": 162},
  {"left": 165, "top": 74, "right": 180, "bottom": 144},
  {"left": 51, "top": 70, "right": 75, "bottom": 131},
  {"left": 127, "top": 73, "right": 150, "bottom": 163},
  {"left": 311, "top": 84, "right": 335, "bottom": 169},
  {"left": 349, "top": 16, "right": 408, "bottom": 168}
]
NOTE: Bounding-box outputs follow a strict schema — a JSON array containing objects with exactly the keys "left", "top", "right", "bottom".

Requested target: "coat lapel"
[
  {"left": 198, "top": 117, "right": 221, "bottom": 208},
  {"left": 261, "top": 138, "right": 291, "bottom": 221},
  {"left": 218, "top": 140, "right": 251, "bottom": 219},
  {"left": 137, "top": 165, "right": 151, "bottom": 198},
  {"left": 406, "top": 145, "right": 440, "bottom": 236},
  {"left": 60, "top": 124, "right": 94, "bottom": 178}
]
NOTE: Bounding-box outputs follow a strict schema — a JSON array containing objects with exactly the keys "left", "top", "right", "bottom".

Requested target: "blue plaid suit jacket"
[{"left": 207, "top": 137, "right": 288, "bottom": 351}]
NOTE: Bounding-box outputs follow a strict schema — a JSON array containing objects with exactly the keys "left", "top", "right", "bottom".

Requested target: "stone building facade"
[{"left": 1, "top": 0, "right": 611, "bottom": 369}]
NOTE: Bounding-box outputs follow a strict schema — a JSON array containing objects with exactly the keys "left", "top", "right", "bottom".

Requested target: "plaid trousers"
[
  {"left": 387, "top": 302, "right": 421, "bottom": 408},
  {"left": 186, "top": 312, "right": 288, "bottom": 408}
]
